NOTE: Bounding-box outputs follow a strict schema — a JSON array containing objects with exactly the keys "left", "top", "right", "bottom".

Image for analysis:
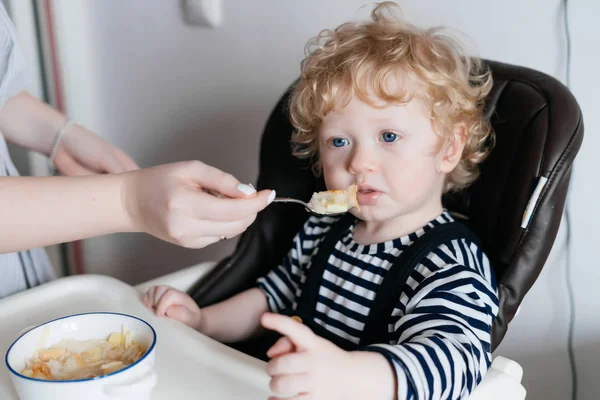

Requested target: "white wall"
[
  {"left": 562, "top": 2, "right": 600, "bottom": 399},
  {"left": 42, "top": 0, "right": 599, "bottom": 399}
]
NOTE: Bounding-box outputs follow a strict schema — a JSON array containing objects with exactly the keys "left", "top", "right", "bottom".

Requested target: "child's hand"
[
  {"left": 261, "top": 313, "right": 357, "bottom": 400},
  {"left": 143, "top": 285, "right": 203, "bottom": 331}
]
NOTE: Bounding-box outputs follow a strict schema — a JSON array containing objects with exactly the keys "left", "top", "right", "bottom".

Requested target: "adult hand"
[
  {"left": 53, "top": 124, "right": 139, "bottom": 175},
  {"left": 122, "top": 160, "right": 275, "bottom": 248}
]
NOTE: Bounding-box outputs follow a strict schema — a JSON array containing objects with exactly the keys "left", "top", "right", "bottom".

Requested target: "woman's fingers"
[{"left": 177, "top": 186, "right": 275, "bottom": 222}]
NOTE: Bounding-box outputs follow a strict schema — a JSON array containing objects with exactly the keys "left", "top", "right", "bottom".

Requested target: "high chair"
[{"left": 187, "top": 60, "right": 584, "bottom": 399}]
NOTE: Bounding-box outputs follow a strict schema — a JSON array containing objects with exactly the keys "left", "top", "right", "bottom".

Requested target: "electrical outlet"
[{"left": 180, "top": 0, "right": 223, "bottom": 28}]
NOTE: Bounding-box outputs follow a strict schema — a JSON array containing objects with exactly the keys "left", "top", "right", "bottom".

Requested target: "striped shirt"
[{"left": 257, "top": 211, "right": 499, "bottom": 400}]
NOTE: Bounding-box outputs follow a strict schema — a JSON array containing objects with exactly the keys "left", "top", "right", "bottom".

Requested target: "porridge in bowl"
[
  {"left": 6, "top": 312, "right": 157, "bottom": 400},
  {"left": 22, "top": 328, "right": 148, "bottom": 380}
]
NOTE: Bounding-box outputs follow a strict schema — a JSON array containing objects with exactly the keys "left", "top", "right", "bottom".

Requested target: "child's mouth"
[{"left": 357, "top": 189, "right": 382, "bottom": 205}]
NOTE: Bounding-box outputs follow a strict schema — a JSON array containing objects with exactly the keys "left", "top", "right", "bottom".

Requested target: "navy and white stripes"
[{"left": 257, "top": 211, "right": 498, "bottom": 400}]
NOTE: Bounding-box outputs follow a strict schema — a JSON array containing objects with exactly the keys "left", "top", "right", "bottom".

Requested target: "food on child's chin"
[
  {"left": 21, "top": 328, "right": 147, "bottom": 380},
  {"left": 308, "top": 184, "right": 360, "bottom": 214}
]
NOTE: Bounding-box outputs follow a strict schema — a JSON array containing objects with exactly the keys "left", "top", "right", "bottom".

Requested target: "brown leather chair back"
[{"left": 189, "top": 60, "right": 584, "bottom": 350}]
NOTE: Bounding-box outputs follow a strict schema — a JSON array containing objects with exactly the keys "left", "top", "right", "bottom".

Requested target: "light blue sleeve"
[{"left": 0, "top": 3, "right": 31, "bottom": 109}]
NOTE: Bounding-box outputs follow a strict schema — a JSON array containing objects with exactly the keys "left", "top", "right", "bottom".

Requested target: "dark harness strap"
[
  {"left": 360, "top": 221, "right": 481, "bottom": 345},
  {"left": 240, "top": 216, "right": 482, "bottom": 359},
  {"left": 294, "top": 214, "right": 356, "bottom": 319}
]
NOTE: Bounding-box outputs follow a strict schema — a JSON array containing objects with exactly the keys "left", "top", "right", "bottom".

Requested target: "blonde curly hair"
[{"left": 289, "top": 2, "right": 494, "bottom": 192}]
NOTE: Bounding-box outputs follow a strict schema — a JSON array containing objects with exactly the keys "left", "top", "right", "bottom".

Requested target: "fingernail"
[
  {"left": 267, "top": 190, "right": 276, "bottom": 205},
  {"left": 237, "top": 183, "right": 256, "bottom": 195}
]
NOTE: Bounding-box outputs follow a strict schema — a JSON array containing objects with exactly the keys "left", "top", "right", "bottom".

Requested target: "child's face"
[{"left": 318, "top": 88, "right": 458, "bottom": 226}]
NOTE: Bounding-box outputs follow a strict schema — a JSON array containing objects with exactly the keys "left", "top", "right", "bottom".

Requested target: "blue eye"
[
  {"left": 331, "top": 138, "right": 349, "bottom": 147},
  {"left": 382, "top": 131, "right": 398, "bottom": 143}
]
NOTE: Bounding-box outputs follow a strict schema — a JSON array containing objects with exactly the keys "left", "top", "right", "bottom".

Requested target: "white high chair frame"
[{"left": 136, "top": 261, "right": 527, "bottom": 399}]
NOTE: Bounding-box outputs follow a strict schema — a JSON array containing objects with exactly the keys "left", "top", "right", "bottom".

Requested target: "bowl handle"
[{"left": 103, "top": 365, "right": 158, "bottom": 398}]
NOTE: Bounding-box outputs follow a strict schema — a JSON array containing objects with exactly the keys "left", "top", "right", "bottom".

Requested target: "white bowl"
[{"left": 5, "top": 312, "right": 157, "bottom": 400}]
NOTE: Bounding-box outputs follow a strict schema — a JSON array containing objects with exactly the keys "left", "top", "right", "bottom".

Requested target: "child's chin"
[{"left": 350, "top": 207, "right": 384, "bottom": 222}]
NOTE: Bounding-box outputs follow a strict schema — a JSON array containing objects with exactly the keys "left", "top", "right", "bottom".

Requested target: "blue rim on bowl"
[{"left": 5, "top": 312, "right": 157, "bottom": 383}]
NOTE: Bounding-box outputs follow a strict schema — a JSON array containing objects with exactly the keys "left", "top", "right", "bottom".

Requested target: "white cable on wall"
[{"left": 562, "top": 0, "right": 578, "bottom": 399}]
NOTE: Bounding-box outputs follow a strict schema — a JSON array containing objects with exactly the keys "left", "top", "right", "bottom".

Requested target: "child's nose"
[{"left": 348, "top": 146, "right": 377, "bottom": 174}]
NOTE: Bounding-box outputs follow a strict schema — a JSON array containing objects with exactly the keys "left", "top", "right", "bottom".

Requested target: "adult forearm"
[
  {"left": 0, "top": 91, "right": 66, "bottom": 155},
  {"left": 0, "top": 174, "right": 133, "bottom": 253},
  {"left": 199, "top": 288, "right": 269, "bottom": 343}
]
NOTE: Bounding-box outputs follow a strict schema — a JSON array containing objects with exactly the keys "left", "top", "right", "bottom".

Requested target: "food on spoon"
[
  {"left": 21, "top": 327, "right": 147, "bottom": 380},
  {"left": 308, "top": 184, "right": 360, "bottom": 214}
]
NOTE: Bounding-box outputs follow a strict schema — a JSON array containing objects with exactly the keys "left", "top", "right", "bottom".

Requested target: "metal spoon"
[
  {"left": 270, "top": 196, "right": 349, "bottom": 217},
  {"left": 203, "top": 189, "right": 349, "bottom": 217}
]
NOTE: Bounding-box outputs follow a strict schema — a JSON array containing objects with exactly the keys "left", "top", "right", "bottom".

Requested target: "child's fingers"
[
  {"left": 155, "top": 289, "right": 181, "bottom": 317},
  {"left": 261, "top": 313, "right": 316, "bottom": 351},
  {"left": 155, "top": 288, "right": 192, "bottom": 317},
  {"left": 141, "top": 294, "right": 152, "bottom": 310},
  {"left": 146, "top": 285, "right": 171, "bottom": 308},
  {"left": 165, "top": 304, "right": 198, "bottom": 327},
  {"left": 266, "top": 336, "right": 295, "bottom": 359},
  {"left": 165, "top": 287, "right": 200, "bottom": 312},
  {"left": 266, "top": 352, "right": 310, "bottom": 376},
  {"left": 268, "top": 373, "right": 311, "bottom": 396}
]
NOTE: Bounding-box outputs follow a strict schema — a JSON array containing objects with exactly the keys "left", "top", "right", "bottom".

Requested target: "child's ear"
[{"left": 437, "top": 124, "right": 467, "bottom": 173}]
